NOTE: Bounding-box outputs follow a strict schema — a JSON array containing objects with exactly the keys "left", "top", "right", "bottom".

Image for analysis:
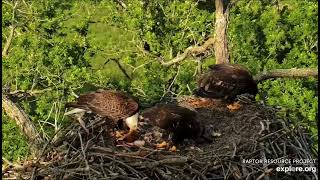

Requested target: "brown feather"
[
  {"left": 141, "top": 104, "right": 202, "bottom": 142},
  {"left": 195, "top": 64, "right": 258, "bottom": 100},
  {"left": 66, "top": 90, "right": 139, "bottom": 124}
]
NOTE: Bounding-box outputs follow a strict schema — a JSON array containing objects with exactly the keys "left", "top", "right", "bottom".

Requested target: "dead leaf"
[
  {"left": 169, "top": 146, "right": 177, "bottom": 152},
  {"left": 155, "top": 141, "right": 168, "bottom": 149},
  {"left": 227, "top": 101, "right": 241, "bottom": 111}
]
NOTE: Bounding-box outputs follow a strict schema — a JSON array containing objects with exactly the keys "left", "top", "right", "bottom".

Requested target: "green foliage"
[
  {"left": 2, "top": 0, "right": 318, "bottom": 161},
  {"left": 229, "top": 0, "right": 318, "bottom": 151},
  {"left": 2, "top": 115, "right": 30, "bottom": 161}
]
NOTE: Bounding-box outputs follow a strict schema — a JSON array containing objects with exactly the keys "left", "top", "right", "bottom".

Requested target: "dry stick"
[
  {"left": 102, "top": 155, "right": 144, "bottom": 179},
  {"left": 253, "top": 68, "right": 318, "bottom": 83},
  {"left": 78, "top": 132, "right": 90, "bottom": 171},
  {"left": 268, "top": 139, "right": 279, "bottom": 157},
  {"left": 30, "top": 167, "right": 37, "bottom": 180},
  {"left": 148, "top": 157, "right": 188, "bottom": 168},
  {"left": 2, "top": 94, "right": 45, "bottom": 155},
  {"left": 160, "top": 65, "right": 181, "bottom": 100},
  {"left": 258, "top": 128, "right": 284, "bottom": 141},
  {"left": 155, "top": 168, "right": 172, "bottom": 180}
]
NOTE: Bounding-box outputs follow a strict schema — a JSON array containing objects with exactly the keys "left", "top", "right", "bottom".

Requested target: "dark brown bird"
[
  {"left": 65, "top": 89, "right": 139, "bottom": 138},
  {"left": 194, "top": 63, "right": 258, "bottom": 101},
  {"left": 140, "top": 104, "right": 209, "bottom": 143}
]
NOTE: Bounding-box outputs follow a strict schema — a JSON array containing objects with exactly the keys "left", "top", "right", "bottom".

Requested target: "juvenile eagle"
[
  {"left": 65, "top": 89, "right": 139, "bottom": 138},
  {"left": 140, "top": 104, "right": 211, "bottom": 143},
  {"left": 195, "top": 63, "right": 258, "bottom": 101}
]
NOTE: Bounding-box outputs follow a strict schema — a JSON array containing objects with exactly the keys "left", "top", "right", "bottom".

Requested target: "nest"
[{"left": 3, "top": 96, "right": 318, "bottom": 180}]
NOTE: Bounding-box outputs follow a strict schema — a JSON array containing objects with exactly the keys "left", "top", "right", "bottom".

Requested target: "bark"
[
  {"left": 2, "top": 94, "right": 45, "bottom": 155},
  {"left": 213, "top": 0, "right": 230, "bottom": 64},
  {"left": 253, "top": 68, "right": 318, "bottom": 83}
]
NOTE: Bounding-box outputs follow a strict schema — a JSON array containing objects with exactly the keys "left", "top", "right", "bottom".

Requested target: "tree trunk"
[
  {"left": 2, "top": 94, "right": 45, "bottom": 155},
  {"left": 214, "top": 0, "right": 230, "bottom": 64}
]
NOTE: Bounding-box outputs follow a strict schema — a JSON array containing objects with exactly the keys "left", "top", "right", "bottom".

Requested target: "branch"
[
  {"left": 2, "top": 25, "right": 16, "bottom": 57},
  {"left": 160, "top": 37, "right": 215, "bottom": 67},
  {"left": 253, "top": 68, "right": 318, "bottom": 83},
  {"left": 2, "top": 94, "right": 45, "bottom": 155},
  {"left": 2, "top": 0, "right": 20, "bottom": 57},
  {"left": 113, "top": 60, "right": 132, "bottom": 80},
  {"left": 8, "top": 88, "right": 53, "bottom": 96},
  {"left": 104, "top": 59, "right": 132, "bottom": 80},
  {"left": 115, "top": 0, "right": 127, "bottom": 9}
]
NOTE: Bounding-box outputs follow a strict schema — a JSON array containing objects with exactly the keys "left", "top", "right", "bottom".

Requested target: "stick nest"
[{"left": 3, "top": 96, "right": 318, "bottom": 180}]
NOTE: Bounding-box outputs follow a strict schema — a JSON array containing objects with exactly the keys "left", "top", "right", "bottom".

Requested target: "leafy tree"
[{"left": 2, "top": 0, "right": 318, "bottom": 160}]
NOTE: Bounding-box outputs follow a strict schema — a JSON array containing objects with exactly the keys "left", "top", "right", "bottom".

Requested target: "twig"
[
  {"left": 160, "top": 65, "right": 181, "bottom": 100},
  {"left": 104, "top": 58, "right": 132, "bottom": 80},
  {"left": 186, "top": 165, "right": 208, "bottom": 180},
  {"left": 30, "top": 167, "right": 37, "bottom": 180},
  {"left": 78, "top": 132, "right": 90, "bottom": 171}
]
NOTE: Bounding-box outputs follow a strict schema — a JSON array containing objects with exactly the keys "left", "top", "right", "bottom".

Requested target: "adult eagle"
[
  {"left": 140, "top": 104, "right": 211, "bottom": 143},
  {"left": 194, "top": 63, "right": 258, "bottom": 101},
  {"left": 64, "top": 89, "right": 139, "bottom": 140}
]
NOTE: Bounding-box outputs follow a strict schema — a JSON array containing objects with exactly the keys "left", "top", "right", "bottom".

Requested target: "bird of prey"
[
  {"left": 194, "top": 63, "right": 258, "bottom": 101},
  {"left": 140, "top": 104, "right": 211, "bottom": 143},
  {"left": 64, "top": 89, "right": 139, "bottom": 140}
]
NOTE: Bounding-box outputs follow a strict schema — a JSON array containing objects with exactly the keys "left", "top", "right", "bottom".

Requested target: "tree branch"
[
  {"left": 2, "top": 25, "right": 16, "bottom": 58},
  {"left": 104, "top": 59, "right": 132, "bottom": 80},
  {"left": 2, "top": 0, "right": 19, "bottom": 57},
  {"left": 160, "top": 37, "right": 215, "bottom": 67},
  {"left": 253, "top": 68, "right": 318, "bottom": 83},
  {"left": 2, "top": 94, "right": 45, "bottom": 155},
  {"left": 115, "top": 0, "right": 127, "bottom": 9}
]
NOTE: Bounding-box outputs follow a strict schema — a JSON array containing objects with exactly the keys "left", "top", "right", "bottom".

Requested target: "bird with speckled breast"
[{"left": 64, "top": 89, "right": 140, "bottom": 141}]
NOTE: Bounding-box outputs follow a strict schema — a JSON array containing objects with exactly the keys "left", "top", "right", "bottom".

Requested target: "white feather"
[{"left": 125, "top": 112, "right": 139, "bottom": 130}]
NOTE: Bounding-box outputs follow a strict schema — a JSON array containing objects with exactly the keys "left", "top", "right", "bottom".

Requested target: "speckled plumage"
[
  {"left": 66, "top": 90, "right": 139, "bottom": 124},
  {"left": 195, "top": 64, "right": 258, "bottom": 100}
]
